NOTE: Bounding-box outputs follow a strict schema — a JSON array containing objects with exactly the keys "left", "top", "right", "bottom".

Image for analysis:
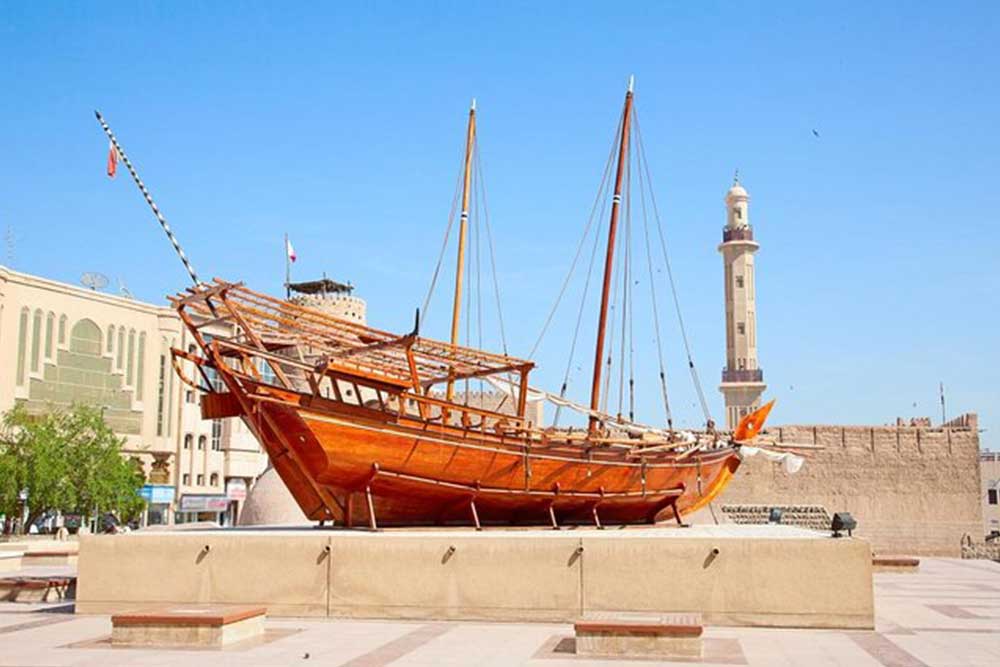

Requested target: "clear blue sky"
[{"left": 1, "top": 3, "right": 997, "bottom": 447}]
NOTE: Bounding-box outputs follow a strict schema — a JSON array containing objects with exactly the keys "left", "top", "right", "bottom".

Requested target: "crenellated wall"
[{"left": 720, "top": 414, "right": 983, "bottom": 557}]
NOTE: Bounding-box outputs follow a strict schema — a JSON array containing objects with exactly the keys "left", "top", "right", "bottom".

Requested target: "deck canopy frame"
[{"left": 169, "top": 279, "right": 536, "bottom": 416}]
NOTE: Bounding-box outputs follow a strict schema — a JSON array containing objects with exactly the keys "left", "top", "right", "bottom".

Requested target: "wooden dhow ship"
[{"left": 97, "top": 78, "right": 784, "bottom": 529}]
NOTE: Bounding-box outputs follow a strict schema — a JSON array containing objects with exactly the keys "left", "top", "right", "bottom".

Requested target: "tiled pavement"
[{"left": 0, "top": 558, "right": 997, "bottom": 666}]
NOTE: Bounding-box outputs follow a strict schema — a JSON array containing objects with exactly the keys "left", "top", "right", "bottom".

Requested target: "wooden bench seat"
[{"left": 574, "top": 613, "right": 703, "bottom": 657}]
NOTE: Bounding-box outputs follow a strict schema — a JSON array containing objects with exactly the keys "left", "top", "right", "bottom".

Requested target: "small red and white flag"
[
  {"left": 286, "top": 237, "right": 297, "bottom": 263},
  {"left": 106, "top": 141, "right": 118, "bottom": 179}
]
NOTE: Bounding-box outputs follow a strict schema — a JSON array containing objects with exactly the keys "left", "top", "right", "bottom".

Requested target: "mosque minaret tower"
[{"left": 718, "top": 174, "right": 766, "bottom": 430}]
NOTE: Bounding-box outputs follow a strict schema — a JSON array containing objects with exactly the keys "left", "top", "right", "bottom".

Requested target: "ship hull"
[{"left": 251, "top": 398, "right": 741, "bottom": 528}]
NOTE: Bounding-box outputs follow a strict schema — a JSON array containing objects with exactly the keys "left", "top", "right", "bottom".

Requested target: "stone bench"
[
  {"left": 873, "top": 556, "right": 920, "bottom": 573},
  {"left": 0, "top": 576, "right": 76, "bottom": 602},
  {"left": 111, "top": 605, "right": 267, "bottom": 647},
  {"left": 20, "top": 550, "right": 78, "bottom": 567},
  {"left": 574, "top": 613, "right": 703, "bottom": 658},
  {"left": 0, "top": 552, "right": 21, "bottom": 573}
]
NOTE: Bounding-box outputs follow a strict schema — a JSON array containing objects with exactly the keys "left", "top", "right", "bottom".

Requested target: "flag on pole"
[
  {"left": 286, "top": 237, "right": 297, "bottom": 263},
  {"left": 106, "top": 141, "right": 118, "bottom": 179}
]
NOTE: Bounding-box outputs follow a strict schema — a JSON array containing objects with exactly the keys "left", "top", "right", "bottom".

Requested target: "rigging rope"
[
  {"left": 632, "top": 107, "right": 713, "bottom": 425},
  {"left": 474, "top": 148, "right": 509, "bottom": 356},
  {"left": 636, "top": 131, "right": 674, "bottom": 430},
  {"left": 420, "top": 157, "right": 465, "bottom": 320},
  {"left": 528, "top": 110, "right": 625, "bottom": 359}
]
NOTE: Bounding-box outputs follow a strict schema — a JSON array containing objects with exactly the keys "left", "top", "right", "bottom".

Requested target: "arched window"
[
  {"left": 16, "top": 308, "right": 28, "bottom": 385},
  {"left": 58, "top": 314, "right": 67, "bottom": 345},
  {"left": 184, "top": 434, "right": 193, "bottom": 449},
  {"left": 126, "top": 330, "right": 136, "bottom": 385},
  {"left": 30, "top": 309, "right": 42, "bottom": 372},
  {"left": 197, "top": 435, "right": 206, "bottom": 450},
  {"left": 44, "top": 312, "right": 54, "bottom": 359},
  {"left": 69, "top": 319, "right": 102, "bottom": 355},
  {"left": 107, "top": 325, "right": 115, "bottom": 354},
  {"left": 116, "top": 328, "right": 125, "bottom": 369},
  {"left": 136, "top": 333, "right": 146, "bottom": 400},
  {"left": 209, "top": 473, "right": 219, "bottom": 487}
]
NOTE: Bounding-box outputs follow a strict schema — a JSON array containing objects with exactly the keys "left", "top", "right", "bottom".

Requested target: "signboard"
[
  {"left": 226, "top": 479, "right": 247, "bottom": 501},
  {"left": 179, "top": 495, "right": 230, "bottom": 512},
  {"left": 139, "top": 485, "right": 176, "bottom": 505}
]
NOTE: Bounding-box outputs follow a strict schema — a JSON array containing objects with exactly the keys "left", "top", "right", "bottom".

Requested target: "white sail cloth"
[{"left": 737, "top": 446, "right": 805, "bottom": 474}]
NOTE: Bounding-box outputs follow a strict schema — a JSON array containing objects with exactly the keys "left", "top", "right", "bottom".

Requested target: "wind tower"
[{"left": 718, "top": 174, "right": 766, "bottom": 430}]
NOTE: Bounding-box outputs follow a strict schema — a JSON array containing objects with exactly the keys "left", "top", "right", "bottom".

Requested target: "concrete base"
[
  {"left": 76, "top": 525, "right": 874, "bottom": 629},
  {"left": 111, "top": 605, "right": 266, "bottom": 647}
]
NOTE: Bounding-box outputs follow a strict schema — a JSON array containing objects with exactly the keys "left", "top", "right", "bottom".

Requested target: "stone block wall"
[{"left": 719, "top": 415, "right": 983, "bottom": 557}]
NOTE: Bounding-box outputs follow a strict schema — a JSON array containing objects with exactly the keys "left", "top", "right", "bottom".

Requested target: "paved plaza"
[{"left": 0, "top": 557, "right": 997, "bottom": 666}]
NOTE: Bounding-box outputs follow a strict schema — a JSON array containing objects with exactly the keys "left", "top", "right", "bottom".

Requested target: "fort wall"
[{"left": 720, "top": 414, "right": 982, "bottom": 557}]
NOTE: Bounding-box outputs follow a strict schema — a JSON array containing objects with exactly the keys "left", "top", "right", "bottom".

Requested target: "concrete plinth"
[
  {"left": 111, "top": 605, "right": 266, "bottom": 647},
  {"left": 76, "top": 525, "right": 874, "bottom": 629}
]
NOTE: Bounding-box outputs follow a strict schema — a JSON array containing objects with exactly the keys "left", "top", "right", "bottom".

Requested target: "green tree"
[{"left": 0, "top": 404, "right": 146, "bottom": 532}]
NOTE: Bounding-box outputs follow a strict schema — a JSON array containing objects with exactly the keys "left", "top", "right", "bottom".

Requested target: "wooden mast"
[
  {"left": 589, "top": 77, "right": 634, "bottom": 432},
  {"left": 447, "top": 99, "right": 477, "bottom": 401}
]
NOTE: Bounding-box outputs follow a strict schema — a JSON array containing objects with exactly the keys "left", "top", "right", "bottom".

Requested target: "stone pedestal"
[{"left": 111, "top": 605, "right": 266, "bottom": 647}]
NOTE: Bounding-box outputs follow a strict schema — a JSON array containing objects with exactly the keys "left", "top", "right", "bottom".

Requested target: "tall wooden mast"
[
  {"left": 447, "top": 99, "right": 477, "bottom": 401},
  {"left": 589, "top": 77, "right": 634, "bottom": 432}
]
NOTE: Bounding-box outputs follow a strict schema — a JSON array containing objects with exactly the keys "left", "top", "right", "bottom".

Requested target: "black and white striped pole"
[{"left": 94, "top": 110, "right": 202, "bottom": 288}]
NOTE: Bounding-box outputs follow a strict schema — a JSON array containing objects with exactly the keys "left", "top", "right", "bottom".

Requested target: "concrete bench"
[
  {"left": 21, "top": 550, "right": 77, "bottom": 567},
  {"left": 111, "top": 605, "right": 267, "bottom": 647},
  {"left": 574, "top": 613, "right": 703, "bottom": 658},
  {"left": 0, "top": 552, "right": 22, "bottom": 573},
  {"left": 0, "top": 576, "right": 76, "bottom": 602},
  {"left": 873, "top": 556, "right": 920, "bottom": 573}
]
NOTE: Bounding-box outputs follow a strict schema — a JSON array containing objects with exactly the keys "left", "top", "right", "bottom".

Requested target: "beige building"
[
  {"left": 718, "top": 177, "right": 766, "bottom": 430},
  {"left": 982, "top": 449, "right": 1000, "bottom": 537},
  {"left": 0, "top": 265, "right": 268, "bottom": 526}
]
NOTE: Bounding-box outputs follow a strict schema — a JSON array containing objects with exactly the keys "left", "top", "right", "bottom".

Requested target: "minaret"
[{"left": 718, "top": 173, "right": 766, "bottom": 430}]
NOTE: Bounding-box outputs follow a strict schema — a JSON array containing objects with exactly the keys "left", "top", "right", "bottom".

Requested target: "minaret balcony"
[
  {"left": 722, "top": 226, "right": 754, "bottom": 243},
  {"left": 722, "top": 368, "right": 763, "bottom": 383}
]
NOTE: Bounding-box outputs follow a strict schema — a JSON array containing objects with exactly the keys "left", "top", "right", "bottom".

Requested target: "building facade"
[
  {"left": 718, "top": 177, "right": 766, "bottom": 430},
  {"left": 982, "top": 448, "right": 1000, "bottom": 538},
  {"left": 0, "top": 266, "right": 268, "bottom": 526}
]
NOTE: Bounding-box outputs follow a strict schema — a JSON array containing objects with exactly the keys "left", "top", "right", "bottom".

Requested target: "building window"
[
  {"left": 186, "top": 390, "right": 195, "bottom": 404},
  {"left": 106, "top": 325, "right": 114, "bottom": 354},
  {"left": 196, "top": 474, "right": 204, "bottom": 486},
  {"left": 44, "top": 312, "right": 54, "bottom": 359},
  {"left": 136, "top": 333, "right": 146, "bottom": 400},
  {"left": 211, "top": 419, "right": 222, "bottom": 451},
  {"left": 198, "top": 435, "right": 206, "bottom": 450},
  {"left": 58, "top": 314, "right": 67, "bottom": 345},
  {"left": 117, "top": 328, "right": 125, "bottom": 369},
  {"left": 156, "top": 355, "right": 166, "bottom": 436},
  {"left": 184, "top": 434, "right": 192, "bottom": 449},
  {"left": 735, "top": 276, "right": 744, "bottom": 288},
  {"left": 182, "top": 473, "right": 190, "bottom": 486},
  {"left": 16, "top": 308, "right": 28, "bottom": 386},
  {"left": 737, "top": 322, "right": 746, "bottom": 335},
  {"left": 126, "top": 330, "right": 136, "bottom": 385},
  {"left": 990, "top": 489, "right": 998, "bottom": 505},
  {"left": 735, "top": 207, "right": 742, "bottom": 220},
  {"left": 30, "top": 309, "right": 42, "bottom": 372},
  {"left": 210, "top": 473, "right": 219, "bottom": 487}
]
